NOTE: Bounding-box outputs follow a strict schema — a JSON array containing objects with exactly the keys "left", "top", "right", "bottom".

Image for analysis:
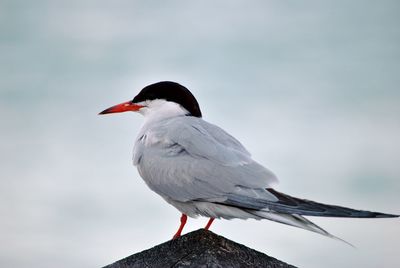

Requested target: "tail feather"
[
  {"left": 217, "top": 188, "right": 398, "bottom": 246},
  {"left": 265, "top": 189, "right": 399, "bottom": 218},
  {"left": 249, "top": 210, "right": 354, "bottom": 246}
]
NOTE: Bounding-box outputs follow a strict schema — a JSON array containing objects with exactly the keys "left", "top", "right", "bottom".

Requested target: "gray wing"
[
  {"left": 134, "top": 116, "right": 279, "bottom": 204},
  {"left": 244, "top": 188, "right": 399, "bottom": 218},
  {"left": 135, "top": 117, "right": 399, "bottom": 219}
]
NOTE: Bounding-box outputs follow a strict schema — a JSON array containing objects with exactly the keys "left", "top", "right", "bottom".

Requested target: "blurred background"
[{"left": 1, "top": 1, "right": 399, "bottom": 267}]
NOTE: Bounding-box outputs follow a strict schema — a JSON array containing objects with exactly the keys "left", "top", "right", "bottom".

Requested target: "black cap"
[{"left": 132, "top": 81, "right": 202, "bottom": 118}]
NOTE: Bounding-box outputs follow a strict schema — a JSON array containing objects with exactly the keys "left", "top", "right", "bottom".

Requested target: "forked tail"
[
  {"left": 249, "top": 210, "right": 355, "bottom": 246},
  {"left": 244, "top": 189, "right": 398, "bottom": 246}
]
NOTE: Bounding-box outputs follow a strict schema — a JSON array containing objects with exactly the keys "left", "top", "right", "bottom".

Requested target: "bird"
[{"left": 99, "top": 81, "right": 398, "bottom": 242}]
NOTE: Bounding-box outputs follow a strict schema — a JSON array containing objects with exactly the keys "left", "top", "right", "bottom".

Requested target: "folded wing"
[{"left": 135, "top": 116, "right": 278, "bottom": 203}]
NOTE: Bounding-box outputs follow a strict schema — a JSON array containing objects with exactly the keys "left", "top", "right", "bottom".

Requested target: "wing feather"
[{"left": 134, "top": 117, "right": 278, "bottom": 203}]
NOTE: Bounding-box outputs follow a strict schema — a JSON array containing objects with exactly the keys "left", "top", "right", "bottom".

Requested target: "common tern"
[{"left": 100, "top": 81, "right": 398, "bottom": 241}]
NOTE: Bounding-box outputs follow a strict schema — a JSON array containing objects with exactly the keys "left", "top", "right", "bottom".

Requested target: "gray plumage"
[
  {"left": 100, "top": 81, "right": 398, "bottom": 243},
  {"left": 132, "top": 109, "right": 397, "bottom": 240}
]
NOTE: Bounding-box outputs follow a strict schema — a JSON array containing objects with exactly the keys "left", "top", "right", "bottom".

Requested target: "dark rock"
[{"left": 103, "top": 229, "right": 297, "bottom": 268}]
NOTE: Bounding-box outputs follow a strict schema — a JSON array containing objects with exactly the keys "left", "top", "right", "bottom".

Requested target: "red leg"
[
  {"left": 204, "top": 218, "right": 214, "bottom": 230},
  {"left": 172, "top": 214, "right": 187, "bottom": 239}
]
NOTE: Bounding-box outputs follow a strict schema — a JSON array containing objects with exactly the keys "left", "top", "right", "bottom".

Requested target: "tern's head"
[{"left": 99, "top": 81, "right": 202, "bottom": 119}]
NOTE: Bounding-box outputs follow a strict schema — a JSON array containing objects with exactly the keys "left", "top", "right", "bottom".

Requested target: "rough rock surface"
[{"left": 103, "top": 229, "right": 297, "bottom": 268}]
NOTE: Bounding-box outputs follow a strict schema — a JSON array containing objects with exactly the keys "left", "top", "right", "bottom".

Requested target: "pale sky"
[{"left": 1, "top": 1, "right": 399, "bottom": 267}]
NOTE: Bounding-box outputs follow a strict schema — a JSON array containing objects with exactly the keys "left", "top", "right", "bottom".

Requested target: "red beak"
[{"left": 99, "top": 101, "right": 144, "bottom": 115}]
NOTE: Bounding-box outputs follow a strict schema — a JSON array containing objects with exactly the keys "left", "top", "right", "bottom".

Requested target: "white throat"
[{"left": 138, "top": 99, "right": 190, "bottom": 125}]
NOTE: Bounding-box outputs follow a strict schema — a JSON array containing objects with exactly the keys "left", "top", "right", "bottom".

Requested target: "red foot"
[
  {"left": 172, "top": 214, "right": 187, "bottom": 239},
  {"left": 204, "top": 218, "right": 214, "bottom": 230}
]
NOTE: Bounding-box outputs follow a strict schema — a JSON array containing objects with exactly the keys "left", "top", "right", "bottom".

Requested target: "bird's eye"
[{"left": 147, "top": 94, "right": 156, "bottom": 100}]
